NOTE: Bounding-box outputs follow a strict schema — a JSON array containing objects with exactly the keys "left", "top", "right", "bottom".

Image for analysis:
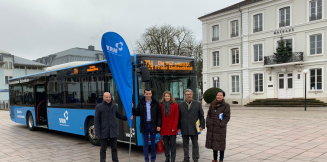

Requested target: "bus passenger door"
[{"left": 35, "top": 85, "right": 48, "bottom": 126}]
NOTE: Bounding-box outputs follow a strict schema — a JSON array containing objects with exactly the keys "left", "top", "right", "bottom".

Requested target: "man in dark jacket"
[
  {"left": 179, "top": 89, "right": 205, "bottom": 162},
  {"left": 131, "top": 89, "right": 161, "bottom": 162},
  {"left": 95, "top": 92, "right": 127, "bottom": 162}
]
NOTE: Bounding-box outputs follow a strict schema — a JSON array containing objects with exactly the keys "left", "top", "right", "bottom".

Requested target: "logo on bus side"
[
  {"left": 59, "top": 110, "right": 69, "bottom": 126},
  {"left": 125, "top": 128, "right": 135, "bottom": 137},
  {"left": 16, "top": 110, "right": 25, "bottom": 119}
]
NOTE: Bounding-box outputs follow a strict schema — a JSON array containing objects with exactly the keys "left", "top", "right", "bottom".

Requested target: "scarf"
[
  {"left": 211, "top": 99, "right": 224, "bottom": 108},
  {"left": 164, "top": 101, "right": 171, "bottom": 116}
]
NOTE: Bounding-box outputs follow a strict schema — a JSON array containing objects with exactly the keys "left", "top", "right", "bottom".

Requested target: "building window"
[
  {"left": 212, "top": 51, "right": 219, "bottom": 66},
  {"left": 3, "top": 62, "right": 8, "bottom": 69},
  {"left": 279, "top": 74, "right": 284, "bottom": 89},
  {"left": 212, "top": 25, "right": 219, "bottom": 41},
  {"left": 253, "top": 44, "right": 263, "bottom": 62},
  {"left": 230, "top": 20, "right": 239, "bottom": 37},
  {"left": 9, "top": 62, "right": 13, "bottom": 69},
  {"left": 231, "top": 75, "right": 240, "bottom": 93},
  {"left": 277, "top": 39, "right": 293, "bottom": 53},
  {"left": 310, "top": 34, "right": 322, "bottom": 55},
  {"left": 310, "top": 0, "right": 322, "bottom": 21},
  {"left": 253, "top": 13, "right": 263, "bottom": 32},
  {"left": 5, "top": 76, "right": 13, "bottom": 84},
  {"left": 213, "top": 77, "right": 219, "bottom": 88},
  {"left": 310, "top": 68, "right": 322, "bottom": 90},
  {"left": 287, "top": 73, "right": 293, "bottom": 89},
  {"left": 231, "top": 48, "right": 239, "bottom": 64},
  {"left": 254, "top": 73, "right": 264, "bottom": 92},
  {"left": 279, "top": 7, "right": 290, "bottom": 27}
]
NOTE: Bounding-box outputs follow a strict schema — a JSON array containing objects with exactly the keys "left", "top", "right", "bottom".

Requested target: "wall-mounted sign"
[{"left": 274, "top": 27, "right": 294, "bottom": 35}]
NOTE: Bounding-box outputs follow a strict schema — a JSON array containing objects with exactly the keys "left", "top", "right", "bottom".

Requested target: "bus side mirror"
[{"left": 140, "top": 66, "right": 150, "bottom": 82}]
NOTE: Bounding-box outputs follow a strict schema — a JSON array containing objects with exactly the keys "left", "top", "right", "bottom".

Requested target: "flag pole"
[{"left": 129, "top": 127, "right": 132, "bottom": 162}]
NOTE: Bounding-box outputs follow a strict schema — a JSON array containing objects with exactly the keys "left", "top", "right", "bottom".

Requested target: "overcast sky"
[{"left": 1, "top": 0, "right": 243, "bottom": 60}]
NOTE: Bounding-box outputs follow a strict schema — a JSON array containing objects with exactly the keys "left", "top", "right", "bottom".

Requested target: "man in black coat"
[
  {"left": 179, "top": 89, "right": 205, "bottom": 162},
  {"left": 95, "top": 92, "right": 127, "bottom": 162},
  {"left": 131, "top": 89, "right": 161, "bottom": 162}
]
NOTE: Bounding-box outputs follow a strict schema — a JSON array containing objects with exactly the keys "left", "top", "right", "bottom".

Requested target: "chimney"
[{"left": 88, "top": 45, "right": 95, "bottom": 51}]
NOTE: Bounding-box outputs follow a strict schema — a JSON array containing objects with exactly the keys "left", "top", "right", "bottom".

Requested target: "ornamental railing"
[{"left": 264, "top": 52, "right": 303, "bottom": 65}]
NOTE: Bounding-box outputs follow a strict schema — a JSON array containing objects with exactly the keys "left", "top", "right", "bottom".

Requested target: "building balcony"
[{"left": 264, "top": 52, "right": 303, "bottom": 65}]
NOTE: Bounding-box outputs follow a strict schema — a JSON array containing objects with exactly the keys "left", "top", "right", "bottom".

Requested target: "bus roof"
[
  {"left": 10, "top": 60, "right": 107, "bottom": 81},
  {"left": 10, "top": 54, "right": 195, "bottom": 81}
]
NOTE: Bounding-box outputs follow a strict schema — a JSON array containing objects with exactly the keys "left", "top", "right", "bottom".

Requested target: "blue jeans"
[{"left": 143, "top": 122, "right": 156, "bottom": 162}]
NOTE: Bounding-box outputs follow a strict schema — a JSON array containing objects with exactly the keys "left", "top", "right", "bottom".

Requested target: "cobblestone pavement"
[{"left": 1, "top": 106, "right": 327, "bottom": 162}]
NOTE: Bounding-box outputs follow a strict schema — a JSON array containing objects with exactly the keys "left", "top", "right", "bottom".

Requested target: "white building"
[
  {"left": 199, "top": 0, "right": 327, "bottom": 105},
  {"left": 0, "top": 50, "right": 46, "bottom": 108}
]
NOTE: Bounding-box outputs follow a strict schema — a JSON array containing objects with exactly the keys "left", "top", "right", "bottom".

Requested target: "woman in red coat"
[{"left": 160, "top": 91, "right": 179, "bottom": 162}]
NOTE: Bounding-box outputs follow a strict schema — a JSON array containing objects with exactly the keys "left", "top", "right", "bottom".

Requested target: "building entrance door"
[{"left": 278, "top": 73, "right": 293, "bottom": 98}]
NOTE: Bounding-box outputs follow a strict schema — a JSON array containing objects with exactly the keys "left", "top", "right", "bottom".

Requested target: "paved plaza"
[{"left": 1, "top": 106, "right": 327, "bottom": 162}]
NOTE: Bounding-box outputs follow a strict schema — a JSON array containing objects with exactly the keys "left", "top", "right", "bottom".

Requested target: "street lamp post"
[{"left": 303, "top": 69, "right": 309, "bottom": 111}]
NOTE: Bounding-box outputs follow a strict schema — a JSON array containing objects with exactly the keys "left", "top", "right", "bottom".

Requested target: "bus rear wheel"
[
  {"left": 27, "top": 113, "right": 35, "bottom": 131},
  {"left": 87, "top": 118, "right": 100, "bottom": 146}
]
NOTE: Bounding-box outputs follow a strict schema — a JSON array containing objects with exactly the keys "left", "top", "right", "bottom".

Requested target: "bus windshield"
[{"left": 138, "top": 75, "right": 197, "bottom": 103}]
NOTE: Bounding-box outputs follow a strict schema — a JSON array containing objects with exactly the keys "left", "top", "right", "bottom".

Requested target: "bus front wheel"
[
  {"left": 87, "top": 118, "right": 100, "bottom": 146},
  {"left": 27, "top": 113, "right": 35, "bottom": 131}
]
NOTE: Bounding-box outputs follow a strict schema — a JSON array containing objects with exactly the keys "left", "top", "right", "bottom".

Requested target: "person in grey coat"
[
  {"left": 95, "top": 92, "right": 128, "bottom": 162},
  {"left": 179, "top": 89, "right": 205, "bottom": 162}
]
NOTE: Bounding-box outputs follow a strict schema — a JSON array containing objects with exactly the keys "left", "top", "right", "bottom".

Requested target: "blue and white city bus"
[{"left": 9, "top": 54, "right": 198, "bottom": 146}]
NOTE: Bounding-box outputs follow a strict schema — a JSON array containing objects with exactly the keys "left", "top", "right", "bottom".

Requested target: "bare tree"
[{"left": 136, "top": 25, "right": 201, "bottom": 60}]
